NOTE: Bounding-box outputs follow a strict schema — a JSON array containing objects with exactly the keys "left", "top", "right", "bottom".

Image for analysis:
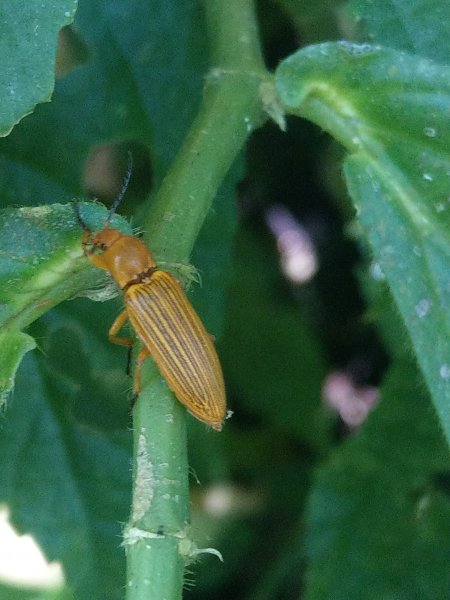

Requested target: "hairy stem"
[{"left": 125, "top": 1, "right": 269, "bottom": 598}]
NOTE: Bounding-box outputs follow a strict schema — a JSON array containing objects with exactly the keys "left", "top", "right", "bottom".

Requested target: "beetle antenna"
[
  {"left": 106, "top": 151, "right": 133, "bottom": 225},
  {"left": 73, "top": 201, "right": 90, "bottom": 232}
]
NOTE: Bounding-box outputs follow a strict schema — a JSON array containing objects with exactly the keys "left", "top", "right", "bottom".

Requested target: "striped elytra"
[
  {"left": 74, "top": 205, "right": 226, "bottom": 431},
  {"left": 126, "top": 271, "right": 225, "bottom": 428}
]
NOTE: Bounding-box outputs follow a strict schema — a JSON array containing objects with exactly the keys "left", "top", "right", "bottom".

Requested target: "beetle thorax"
[
  {"left": 89, "top": 230, "right": 156, "bottom": 289},
  {"left": 108, "top": 236, "right": 156, "bottom": 288}
]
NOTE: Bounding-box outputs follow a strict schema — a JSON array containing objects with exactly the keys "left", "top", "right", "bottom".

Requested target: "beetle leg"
[
  {"left": 108, "top": 310, "right": 133, "bottom": 347},
  {"left": 133, "top": 346, "right": 151, "bottom": 396},
  {"left": 129, "top": 346, "right": 151, "bottom": 410},
  {"left": 126, "top": 346, "right": 133, "bottom": 377},
  {"left": 108, "top": 310, "right": 135, "bottom": 382},
  {"left": 108, "top": 311, "right": 152, "bottom": 404}
]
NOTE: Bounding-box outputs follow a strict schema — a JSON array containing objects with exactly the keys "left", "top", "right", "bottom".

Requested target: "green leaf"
[
  {"left": 0, "top": 330, "right": 36, "bottom": 405},
  {"left": 0, "top": 2, "right": 239, "bottom": 597},
  {"left": 0, "top": 202, "right": 131, "bottom": 403},
  {"left": 0, "top": 351, "right": 131, "bottom": 600},
  {"left": 349, "top": 0, "right": 450, "bottom": 63},
  {"left": 0, "top": 1, "right": 77, "bottom": 136},
  {"left": 304, "top": 360, "right": 450, "bottom": 599},
  {"left": 275, "top": 42, "right": 450, "bottom": 443},
  {"left": 221, "top": 227, "right": 330, "bottom": 449},
  {"left": 0, "top": 0, "right": 208, "bottom": 202},
  {"left": 0, "top": 584, "right": 73, "bottom": 600}
]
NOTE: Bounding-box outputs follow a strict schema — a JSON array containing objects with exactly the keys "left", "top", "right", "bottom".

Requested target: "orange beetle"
[{"left": 74, "top": 167, "right": 226, "bottom": 430}]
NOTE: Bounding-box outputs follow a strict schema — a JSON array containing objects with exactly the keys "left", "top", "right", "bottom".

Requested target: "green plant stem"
[
  {"left": 124, "top": 1, "right": 269, "bottom": 599},
  {"left": 143, "top": 0, "right": 269, "bottom": 261}
]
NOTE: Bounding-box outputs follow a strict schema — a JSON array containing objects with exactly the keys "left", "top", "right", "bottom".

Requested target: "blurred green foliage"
[{"left": 1, "top": 1, "right": 450, "bottom": 599}]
